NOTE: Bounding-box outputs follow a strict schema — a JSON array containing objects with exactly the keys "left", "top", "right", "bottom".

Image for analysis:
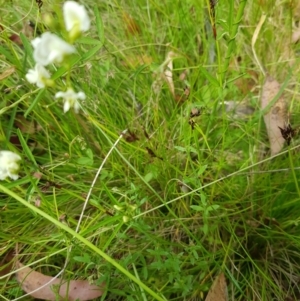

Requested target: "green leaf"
[
  {"left": 89, "top": 199, "right": 103, "bottom": 210},
  {"left": 202, "top": 224, "right": 208, "bottom": 235},
  {"left": 0, "top": 45, "right": 21, "bottom": 69},
  {"left": 94, "top": 6, "right": 104, "bottom": 45},
  {"left": 199, "top": 66, "right": 220, "bottom": 87},
  {"left": 174, "top": 145, "right": 198, "bottom": 153},
  {"left": 174, "top": 146, "right": 186, "bottom": 152},
  {"left": 80, "top": 44, "right": 103, "bottom": 61},
  {"left": 86, "top": 148, "right": 93, "bottom": 159},
  {"left": 77, "top": 37, "right": 102, "bottom": 45},
  {"left": 24, "top": 88, "right": 46, "bottom": 118},
  {"left": 207, "top": 204, "right": 220, "bottom": 212},
  {"left": 144, "top": 172, "right": 153, "bottom": 183},
  {"left": 77, "top": 157, "right": 93, "bottom": 166},
  {"left": 73, "top": 253, "right": 92, "bottom": 264},
  {"left": 20, "top": 32, "right": 33, "bottom": 63},
  {"left": 190, "top": 205, "right": 205, "bottom": 212},
  {"left": 16, "top": 129, "right": 37, "bottom": 167},
  {"left": 25, "top": 178, "right": 40, "bottom": 203},
  {"left": 197, "top": 165, "right": 207, "bottom": 176}
]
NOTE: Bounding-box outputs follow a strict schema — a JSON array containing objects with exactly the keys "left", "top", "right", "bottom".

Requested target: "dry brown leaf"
[
  {"left": 261, "top": 76, "right": 286, "bottom": 155},
  {"left": 175, "top": 86, "right": 190, "bottom": 105},
  {"left": 294, "top": 2, "right": 300, "bottom": 19},
  {"left": 234, "top": 70, "right": 258, "bottom": 94},
  {"left": 205, "top": 273, "right": 228, "bottom": 301},
  {"left": 251, "top": 13, "right": 266, "bottom": 76},
  {"left": 179, "top": 69, "right": 188, "bottom": 81},
  {"left": 16, "top": 262, "right": 104, "bottom": 301},
  {"left": 163, "top": 51, "right": 175, "bottom": 97},
  {"left": 0, "top": 66, "right": 15, "bottom": 81},
  {"left": 292, "top": 29, "right": 300, "bottom": 43},
  {"left": 14, "top": 115, "right": 37, "bottom": 135},
  {"left": 122, "top": 54, "right": 153, "bottom": 68},
  {"left": 22, "top": 21, "right": 34, "bottom": 39},
  {"left": 0, "top": 249, "right": 15, "bottom": 277},
  {"left": 122, "top": 12, "right": 141, "bottom": 36}
]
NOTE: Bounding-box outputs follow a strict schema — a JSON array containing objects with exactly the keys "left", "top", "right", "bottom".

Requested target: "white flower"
[
  {"left": 63, "top": 1, "right": 90, "bottom": 33},
  {"left": 0, "top": 151, "right": 21, "bottom": 181},
  {"left": 55, "top": 88, "right": 86, "bottom": 113},
  {"left": 25, "top": 64, "right": 51, "bottom": 88},
  {"left": 32, "top": 32, "right": 76, "bottom": 66}
]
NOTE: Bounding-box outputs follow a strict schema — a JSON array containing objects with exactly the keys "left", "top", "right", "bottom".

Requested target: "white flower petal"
[
  {"left": 32, "top": 32, "right": 75, "bottom": 66},
  {"left": 31, "top": 37, "right": 41, "bottom": 48},
  {"left": 0, "top": 151, "right": 21, "bottom": 163},
  {"left": 0, "top": 151, "right": 21, "bottom": 181},
  {"left": 25, "top": 64, "right": 51, "bottom": 88},
  {"left": 25, "top": 69, "right": 39, "bottom": 84},
  {"left": 8, "top": 173, "right": 19, "bottom": 181},
  {"left": 73, "top": 100, "right": 81, "bottom": 113},
  {"left": 0, "top": 170, "right": 8, "bottom": 180},
  {"left": 64, "top": 100, "right": 71, "bottom": 113},
  {"left": 77, "top": 91, "right": 86, "bottom": 100},
  {"left": 63, "top": 1, "right": 90, "bottom": 32},
  {"left": 55, "top": 88, "right": 85, "bottom": 113},
  {"left": 55, "top": 91, "right": 65, "bottom": 98}
]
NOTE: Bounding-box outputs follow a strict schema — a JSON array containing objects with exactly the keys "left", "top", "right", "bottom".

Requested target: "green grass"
[{"left": 1, "top": 0, "right": 300, "bottom": 300}]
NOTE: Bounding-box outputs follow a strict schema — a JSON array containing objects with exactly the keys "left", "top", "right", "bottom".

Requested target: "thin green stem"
[
  {"left": 219, "top": 0, "right": 247, "bottom": 85},
  {"left": 288, "top": 149, "right": 300, "bottom": 197}
]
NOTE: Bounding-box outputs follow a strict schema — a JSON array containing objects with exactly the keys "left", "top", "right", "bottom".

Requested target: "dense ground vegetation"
[{"left": 1, "top": 0, "right": 300, "bottom": 300}]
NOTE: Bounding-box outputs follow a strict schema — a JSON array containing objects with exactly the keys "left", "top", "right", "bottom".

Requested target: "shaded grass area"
[{"left": 1, "top": 0, "right": 300, "bottom": 300}]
